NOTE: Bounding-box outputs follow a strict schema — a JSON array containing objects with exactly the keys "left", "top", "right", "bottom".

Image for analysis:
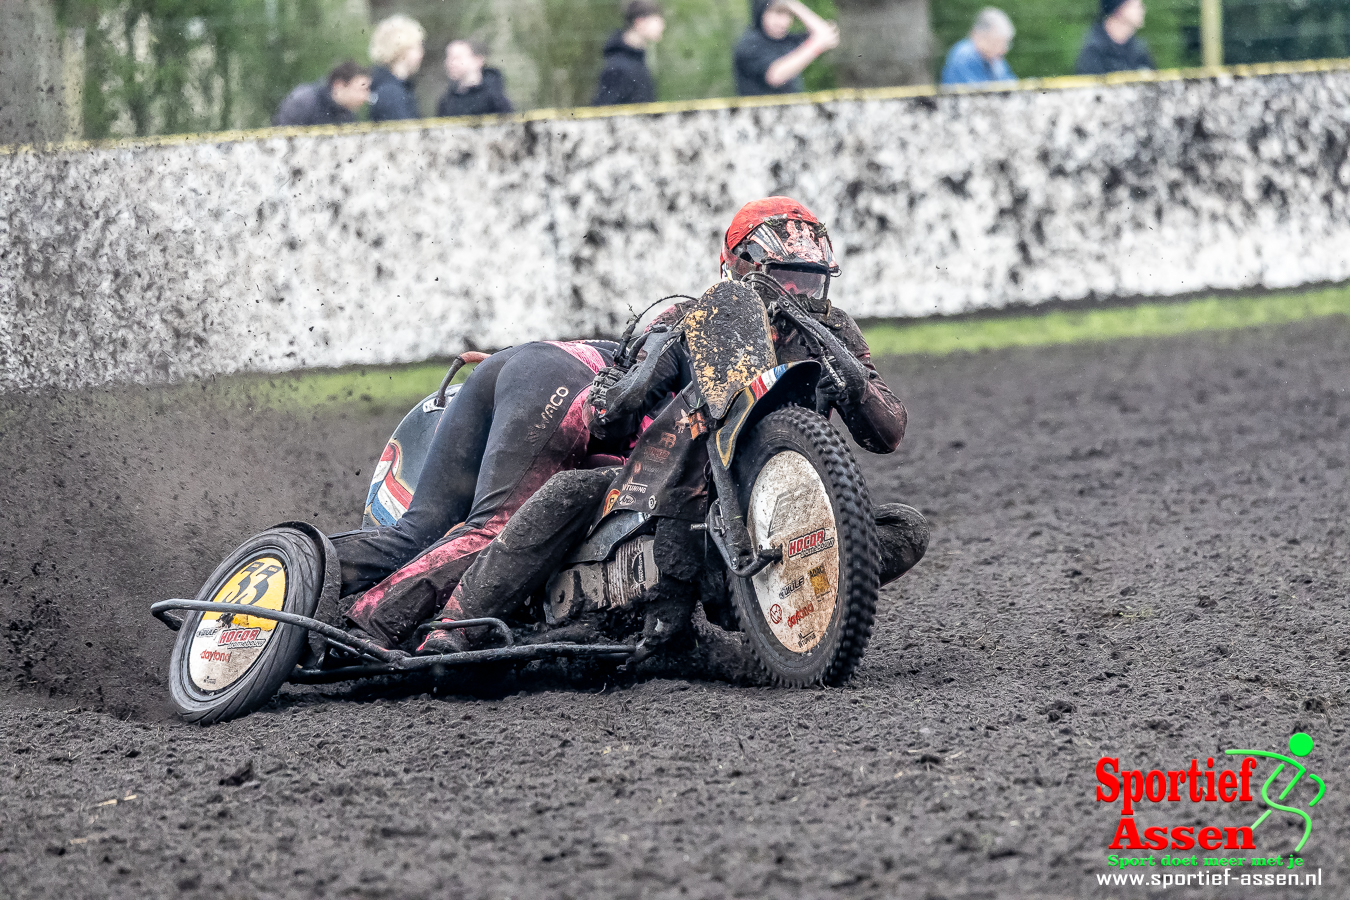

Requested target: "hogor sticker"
[
  {"left": 218, "top": 627, "right": 263, "bottom": 646},
  {"left": 787, "top": 528, "right": 835, "bottom": 559},
  {"left": 188, "top": 555, "right": 287, "bottom": 693}
]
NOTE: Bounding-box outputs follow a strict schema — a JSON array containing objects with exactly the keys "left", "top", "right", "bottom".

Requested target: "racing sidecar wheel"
[
  {"left": 729, "top": 406, "right": 879, "bottom": 687},
  {"left": 168, "top": 528, "right": 323, "bottom": 724}
]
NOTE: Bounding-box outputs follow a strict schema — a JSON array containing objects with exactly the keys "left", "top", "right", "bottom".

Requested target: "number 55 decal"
[{"left": 206, "top": 556, "right": 287, "bottom": 631}]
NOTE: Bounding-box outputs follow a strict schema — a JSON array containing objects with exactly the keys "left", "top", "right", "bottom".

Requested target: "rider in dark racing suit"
[
  {"left": 423, "top": 197, "right": 929, "bottom": 656},
  {"left": 329, "top": 340, "right": 617, "bottom": 649}
]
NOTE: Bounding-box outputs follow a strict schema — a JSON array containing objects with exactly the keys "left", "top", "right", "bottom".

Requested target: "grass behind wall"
[{"left": 190, "top": 284, "right": 1350, "bottom": 414}]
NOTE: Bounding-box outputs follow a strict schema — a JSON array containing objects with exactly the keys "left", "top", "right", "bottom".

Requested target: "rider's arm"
[
  {"left": 824, "top": 309, "right": 907, "bottom": 454},
  {"left": 585, "top": 324, "right": 689, "bottom": 442}
]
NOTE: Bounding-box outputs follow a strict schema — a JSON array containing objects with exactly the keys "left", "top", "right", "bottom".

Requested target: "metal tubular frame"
[{"left": 150, "top": 598, "right": 635, "bottom": 684}]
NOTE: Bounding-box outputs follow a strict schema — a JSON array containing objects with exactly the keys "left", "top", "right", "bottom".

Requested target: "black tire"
[
  {"left": 728, "top": 406, "right": 879, "bottom": 686},
  {"left": 168, "top": 528, "right": 323, "bottom": 724}
]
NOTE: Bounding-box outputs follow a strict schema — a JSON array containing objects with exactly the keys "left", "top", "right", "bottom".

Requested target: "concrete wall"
[{"left": 3, "top": 62, "right": 1350, "bottom": 391}]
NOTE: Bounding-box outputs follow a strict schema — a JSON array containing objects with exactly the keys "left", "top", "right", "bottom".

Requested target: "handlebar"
[{"left": 434, "top": 351, "right": 493, "bottom": 409}]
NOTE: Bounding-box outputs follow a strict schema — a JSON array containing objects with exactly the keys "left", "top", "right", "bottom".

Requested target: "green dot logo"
[{"left": 1224, "top": 733, "right": 1326, "bottom": 854}]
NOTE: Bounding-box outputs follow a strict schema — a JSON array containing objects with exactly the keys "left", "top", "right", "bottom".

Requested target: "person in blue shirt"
[{"left": 941, "top": 7, "right": 1016, "bottom": 86}]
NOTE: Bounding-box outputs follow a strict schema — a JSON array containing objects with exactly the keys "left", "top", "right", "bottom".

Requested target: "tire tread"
[
  {"left": 729, "top": 406, "right": 879, "bottom": 687},
  {"left": 168, "top": 528, "right": 323, "bottom": 724}
]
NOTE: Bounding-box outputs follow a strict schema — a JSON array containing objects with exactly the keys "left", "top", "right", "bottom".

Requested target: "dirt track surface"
[{"left": 3, "top": 321, "right": 1349, "bottom": 899}]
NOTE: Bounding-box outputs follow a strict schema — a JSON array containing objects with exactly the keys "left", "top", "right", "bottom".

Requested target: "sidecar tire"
[
  {"left": 729, "top": 406, "right": 879, "bottom": 687},
  {"left": 168, "top": 528, "right": 323, "bottom": 724}
]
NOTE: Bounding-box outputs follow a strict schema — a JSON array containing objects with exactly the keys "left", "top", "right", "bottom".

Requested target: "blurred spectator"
[
  {"left": 368, "top": 15, "right": 425, "bottom": 122},
  {"left": 436, "top": 40, "right": 514, "bottom": 117},
  {"left": 1075, "top": 0, "right": 1155, "bottom": 74},
  {"left": 592, "top": 1, "right": 666, "bottom": 106},
  {"left": 941, "top": 8, "right": 1016, "bottom": 85},
  {"left": 734, "top": 0, "right": 840, "bottom": 96},
  {"left": 272, "top": 60, "right": 370, "bottom": 127}
]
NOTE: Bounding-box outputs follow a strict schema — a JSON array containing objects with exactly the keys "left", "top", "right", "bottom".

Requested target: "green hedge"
[{"left": 55, "top": 0, "right": 367, "bottom": 138}]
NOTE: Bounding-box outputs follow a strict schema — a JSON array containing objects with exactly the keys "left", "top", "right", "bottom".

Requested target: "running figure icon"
[{"left": 1225, "top": 732, "right": 1326, "bottom": 854}]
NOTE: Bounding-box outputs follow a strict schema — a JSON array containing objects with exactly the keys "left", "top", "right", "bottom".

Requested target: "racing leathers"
[{"left": 330, "top": 340, "right": 616, "bottom": 649}]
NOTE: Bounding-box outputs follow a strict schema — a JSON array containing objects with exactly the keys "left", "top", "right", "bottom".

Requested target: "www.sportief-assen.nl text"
[{"left": 1096, "top": 869, "right": 1324, "bottom": 888}]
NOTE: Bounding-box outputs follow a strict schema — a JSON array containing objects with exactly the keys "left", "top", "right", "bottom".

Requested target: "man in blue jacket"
[{"left": 941, "top": 7, "right": 1016, "bottom": 86}]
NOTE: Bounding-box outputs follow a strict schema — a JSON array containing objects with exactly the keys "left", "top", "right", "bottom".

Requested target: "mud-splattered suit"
[{"left": 330, "top": 340, "right": 615, "bottom": 648}]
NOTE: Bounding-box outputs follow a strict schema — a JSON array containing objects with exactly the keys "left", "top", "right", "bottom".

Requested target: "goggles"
[{"left": 764, "top": 264, "right": 830, "bottom": 302}]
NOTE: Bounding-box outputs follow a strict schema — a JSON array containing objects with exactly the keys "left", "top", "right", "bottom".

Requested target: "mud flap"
[
  {"left": 683, "top": 282, "right": 777, "bottom": 419},
  {"left": 273, "top": 521, "right": 342, "bottom": 668}
]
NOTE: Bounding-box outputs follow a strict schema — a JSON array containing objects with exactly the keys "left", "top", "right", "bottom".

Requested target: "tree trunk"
[
  {"left": 0, "top": 0, "right": 67, "bottom": 144},
  {"left": 833, "top": 0, "right": 933, "bottom": 88}
]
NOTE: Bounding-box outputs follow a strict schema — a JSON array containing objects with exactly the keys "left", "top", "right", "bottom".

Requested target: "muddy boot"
[
  {"left": 330, "top": 625, "right": 408, "bottom": 663},
  {"left": 689, "top": 606, "right": 768, "bottom": 684},
  {"left": 632, "top": 582, "right": 697, "bottom": 664},
  {"left": 636, "top": 604, "right": 768, "bottom": 685},
  {"left": 875, "top": 503, "right": 930, "bottom": 586},
  {"left": 415, "top": 626, "right": 470, "bottom": 656}
]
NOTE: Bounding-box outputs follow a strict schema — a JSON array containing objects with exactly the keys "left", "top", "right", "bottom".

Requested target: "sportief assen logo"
[{"left": 1095, "top": 733, "right": 1326, "bottom": 886}]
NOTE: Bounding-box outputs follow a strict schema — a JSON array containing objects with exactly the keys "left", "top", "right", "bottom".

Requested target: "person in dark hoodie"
[
  {"left": 367, "top": 15, "right": 425, "bottom": 122},
  {"left": 436, "top": 40, "right": 514, "bottom": 118},
  {"left": 592, "top": 1, "right": 665, "bottom": 106},
  {"left": 272, "top": 60, "right": 370, "bottom": 127},
  {"left": 734, "top": 0, "right": 839, "bottom": 96},
  {"left": 1075, "top": 0, "right": 1154, "bottom": 75}
]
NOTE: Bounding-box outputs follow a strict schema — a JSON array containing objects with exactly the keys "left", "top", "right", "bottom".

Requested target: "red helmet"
[{"left": 719, "top": 197, "right": 839, "bottom": 314}]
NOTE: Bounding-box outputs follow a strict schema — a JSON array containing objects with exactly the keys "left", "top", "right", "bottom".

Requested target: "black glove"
[
  {"left": 816, "top": 353, "right": 869, "bottom": 413},
  {"left": 588, "top": 365, "right": 627, "bottom": 424}
]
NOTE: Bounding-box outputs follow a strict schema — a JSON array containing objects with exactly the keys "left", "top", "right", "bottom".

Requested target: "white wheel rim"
[
  {"left": 187, "top": 555, "right": 287, "bottom": 692},
  {"left": 746, "top": 451, "right": 839, "bottom": 654}
]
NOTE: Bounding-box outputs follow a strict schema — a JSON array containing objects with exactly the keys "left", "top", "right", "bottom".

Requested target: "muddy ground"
[{"left": 2, "top": 321, "right": 1348, "bottom": 899}]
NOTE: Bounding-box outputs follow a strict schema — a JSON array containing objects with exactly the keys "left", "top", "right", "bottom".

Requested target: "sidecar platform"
[{"left": 150, "top": 599, "right": 636, "bottom": 686}]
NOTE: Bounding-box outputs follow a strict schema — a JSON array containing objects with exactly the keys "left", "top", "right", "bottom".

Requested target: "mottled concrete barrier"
[{"left": 3, "top": 61, "right": 1349, "bottom": 390}]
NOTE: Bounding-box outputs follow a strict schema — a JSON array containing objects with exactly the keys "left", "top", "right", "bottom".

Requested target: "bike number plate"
[
  {"left": 188, "top": 555, "right": 287, "bottom": 692},
  {"left": 746, "top": 451, "right": 838, "bottom": 654}
]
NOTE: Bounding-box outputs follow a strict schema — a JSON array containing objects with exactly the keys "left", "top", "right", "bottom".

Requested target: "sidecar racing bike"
[{"left": 154, "top": 285, "right": 897, "bottom": 723}]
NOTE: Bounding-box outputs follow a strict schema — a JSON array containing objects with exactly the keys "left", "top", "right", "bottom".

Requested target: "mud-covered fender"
[
  {"left": 362, "top": 385, "right": 464, "bottom": 529},
  {"left": 712, "top": 360, "right": 821, "bottom": 467}
]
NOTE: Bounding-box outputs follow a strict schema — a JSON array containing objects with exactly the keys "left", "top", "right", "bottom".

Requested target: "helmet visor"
[{"left": 765, "top": 264, "right": 829, "bottom": 301}]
